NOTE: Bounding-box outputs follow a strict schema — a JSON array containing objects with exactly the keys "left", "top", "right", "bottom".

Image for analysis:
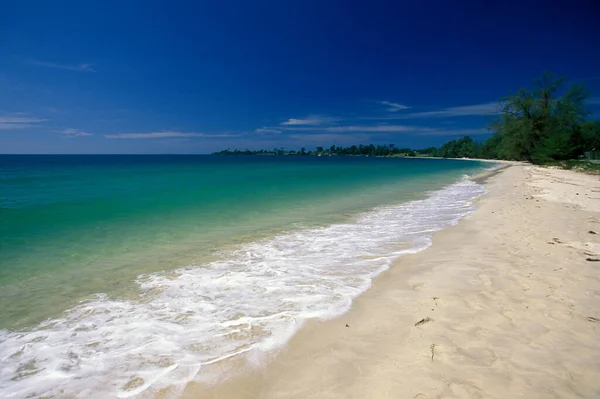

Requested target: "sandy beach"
[{"left": 183, "top": 164, "right": 600, "bottom": 399}]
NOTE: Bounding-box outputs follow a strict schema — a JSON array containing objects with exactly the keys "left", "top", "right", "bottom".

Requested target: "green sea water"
[
  {"left": 0, "top": 154, "right": 489, "bottom": 398},
  {"left": 0, "top": 155, "right": 485, "bottom": 329}
]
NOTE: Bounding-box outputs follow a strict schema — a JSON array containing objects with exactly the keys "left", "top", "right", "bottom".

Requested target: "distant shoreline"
[
  {"left": 433, "top": 156, "right": 524, "bottom": 164},
  {"left": 213, "top": 152, "right": 511, "bottom": 162}
]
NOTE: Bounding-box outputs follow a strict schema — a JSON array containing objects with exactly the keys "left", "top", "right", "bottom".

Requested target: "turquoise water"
[{"left": 0, "top": 155, "right": 487, "bottom": 398}]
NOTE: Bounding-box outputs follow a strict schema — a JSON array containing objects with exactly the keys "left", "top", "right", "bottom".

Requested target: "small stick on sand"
[
  {"left": 415, "top": 317, "right": 434, "bottom": 327},
  {"left": 430, "top": 343, "right": 437, "bottom": 361}
]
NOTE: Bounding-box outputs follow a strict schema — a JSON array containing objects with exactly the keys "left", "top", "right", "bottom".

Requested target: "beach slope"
[{"left": 185, "top": 165, "right": 600, "bottom": 399}]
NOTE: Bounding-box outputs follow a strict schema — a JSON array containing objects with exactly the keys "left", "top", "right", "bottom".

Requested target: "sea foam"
[{"left": 0, "top": 178, "right": 486, "bottom": 398}]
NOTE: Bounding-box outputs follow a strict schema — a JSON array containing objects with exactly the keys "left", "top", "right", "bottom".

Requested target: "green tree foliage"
[
  {"left": 479, "top": 133, "right": 502, "bottom": 159},
  {"left": 581, "top": 120, "right": 600, "bottom": 151},
  {"left": 490, "top": 72, "right": 590, "bottom": 163},
  {"left": 437, "top": 136, "right": 480, "bottom": 158}
]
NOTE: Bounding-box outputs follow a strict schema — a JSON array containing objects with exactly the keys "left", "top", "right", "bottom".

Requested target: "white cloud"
[
  {"left": 60, "top": 128, "right": 93, "bottom": 137},
  {"left": 288, "top": 133, "right": 372, "bottom": 145},
  {"left": 254, "top": 103, "right": 495, "bottom": 140},
  {"left": 417, "top": 128, "right": 490, "bottom": 136},
  {"left": 0, "top": 116, "right": 47, "bottom": 123},
  {"left": 285, "top": 124, "right": 435, "bottom": 133},
  {"left": 281, "top": 115, "right": 339, "bottom": 125},
  {"left": 255, "top": 127, "right": 282, "bottom": 134},
  {"left": 275, "top": 123, "right": 490, "bottom": 137},
  {"left": 31, "top": 60, "right": 97, "bottom": 72},
  {"left": 0, "top": 123, "right": 34, "bottom": 130},
  {"left": 589, "top": 97, "right": 600, "bottom": 105},
  {"left": 402, "top": 102, "right": 500, "bottom": 118},
  {"left": 0, "top": 115, "right": 47, "bottom": 130},
  {"left": 324, "top": 125, "right": 429, "bottom": 133},
  {"left": 104, "top": 131, "right": 239, "bottom": 139},
  {"left": 380, "top": 101, "right": 411, "bottom": 112}
]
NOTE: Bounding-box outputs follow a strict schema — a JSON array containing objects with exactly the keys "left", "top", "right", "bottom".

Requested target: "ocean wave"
[{"left": 0, "top": 178, "right": 486, "bottom": 398}]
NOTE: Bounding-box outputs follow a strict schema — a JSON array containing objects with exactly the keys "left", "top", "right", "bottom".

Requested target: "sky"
[{"left": 1, "top": 0, "right": 599, "bottom": 154}]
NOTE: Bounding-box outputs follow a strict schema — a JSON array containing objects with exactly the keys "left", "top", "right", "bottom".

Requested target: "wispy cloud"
[
  {"left": 255, "top": 127, "right": 282, "bottom": 134},
  {"left": 284, "top": 124, "right": 435, "bottom": 133},
  {"left": 0, "top": 116, "right": 47, "bottom": 123},
  {"left": 325, "top": 125, "right": 429, "bottom": 133},
  {"left": 104, "top": 131, "right": 240, "bottom": 139},
  {"left": 269, "top": 119, "right": 491, "bottom": 137},
  {"left": 251, "top": 101, "right": 495, "bottom": 142},
  {"left": 281, "top": 115, "right": 339, "bottom": 125},
  {"left": 0, "top": 123, "right": 34, "bottom": 130},
  {"left": 31, "top": 60, "right": 97, "bottom": 72},
  {"left": 288, "top": 133, "right": 373, "bottom": 145},
  {"left": 589, "top": 97, "right": 600, "bottom": 105},
  {"left": 60, "top": 128, "right": 93, "bottom": 137},
  {"left": 290, "top": 127, "right": 489, "bottom": 138},
  {"left": 0, "top": 115, "right": 47, "bottom": 130},
  {"left": 417, "top": 128, "right": 490, "bottom": 136},
  {"left": 380, "top": 101, "right": 411, "bottom": 112},
  {"left": 401, "top": 102, "right": 500, "bottom": 118}
]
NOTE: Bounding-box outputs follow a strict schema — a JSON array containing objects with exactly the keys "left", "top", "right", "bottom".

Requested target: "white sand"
[{"left": 183, "top": 165, "right": 600, "bottom": 399}]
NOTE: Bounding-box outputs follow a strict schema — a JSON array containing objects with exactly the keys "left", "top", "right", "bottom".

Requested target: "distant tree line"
[
  {"left": 213, "top": 144, "right": 438, "bottom": 157},
  {"left": 215, "top": 73, "right": 600, "bottom": 164}
]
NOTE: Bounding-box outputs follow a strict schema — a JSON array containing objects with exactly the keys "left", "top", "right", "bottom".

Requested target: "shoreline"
[
  {"left": 0, "top": 159, "right": 488, "bottom": 399},
  {"left": 183, "top": 165, "right": 600, "bottom": 398}
]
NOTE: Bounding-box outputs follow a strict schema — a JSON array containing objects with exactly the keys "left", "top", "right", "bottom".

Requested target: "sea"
[{"left": 0, "top": 154, "right": 489, "bottom": 398}]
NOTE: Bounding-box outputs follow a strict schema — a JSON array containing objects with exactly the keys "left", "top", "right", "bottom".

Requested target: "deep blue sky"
[{"left": 1, "top": 0, "right": 599, "bottom": 154}]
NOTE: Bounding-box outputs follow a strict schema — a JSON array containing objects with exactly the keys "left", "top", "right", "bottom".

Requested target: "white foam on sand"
[{"left": 0, "top": 179, "right": 486, "bottom": 399}]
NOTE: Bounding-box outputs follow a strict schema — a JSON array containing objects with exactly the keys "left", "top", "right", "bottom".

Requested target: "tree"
[
  {"left": 457, "top": 136, "right": 478, "bottom": 158},
  {"left": 491, "top": 72, "right": 590, "bottom": 163},
  {"left": 417, "top": 146, "right": 439, "bottom": 157},
  {"left": 582, "top": 121, "right": 600, "bottom": 151},
  {"left": 438, "top": 136, "right": 480, "bottom": 158},
  {"left": 479, "top": 133, "right": 503, "bottom": 159}
]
